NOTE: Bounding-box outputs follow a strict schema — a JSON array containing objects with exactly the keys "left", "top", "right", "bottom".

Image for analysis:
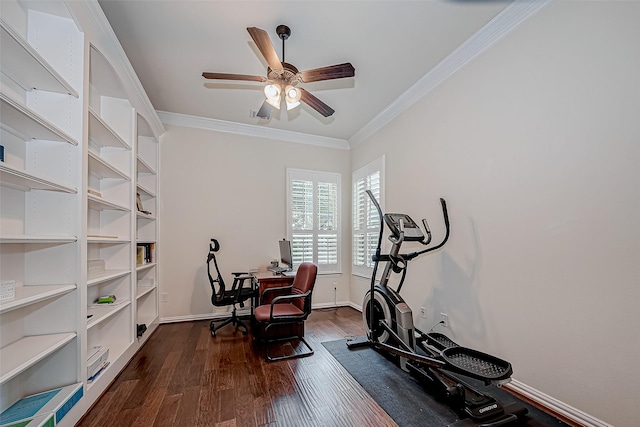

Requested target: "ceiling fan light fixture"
[
  {"left": 264, "top": 83, "right": 281, "bottom": 98},
  {"left": 285, "top": 85, "right": 301, "bottom": 110},
  {"left": 264, "top": 83, "right": 282, "bottom": 109}
]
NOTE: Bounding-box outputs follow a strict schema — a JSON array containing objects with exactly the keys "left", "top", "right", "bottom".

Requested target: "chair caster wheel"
[
  {"left": 242, "top": 330, "right": 248, "bottom": 336},
  {"left": 211, "top": 330, "right": 216, "bottom": 337}
]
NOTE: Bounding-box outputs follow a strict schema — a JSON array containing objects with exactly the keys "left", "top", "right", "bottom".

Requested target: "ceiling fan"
[{"left": 202, "top": 25, "right": 355, "bottom": 119}]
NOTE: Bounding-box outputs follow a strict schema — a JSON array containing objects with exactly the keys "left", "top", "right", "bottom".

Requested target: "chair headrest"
[{"left": 209, "top": 238, "right": 220, "bottom": 252}]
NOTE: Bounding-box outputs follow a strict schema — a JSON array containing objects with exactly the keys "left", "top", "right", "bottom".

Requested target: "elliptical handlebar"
[
  {"left": 406, "top": 198, "right": 449, "bottom": 261},
  {"left": 365, "top": 190, "right": 450, "bottom": 262}
]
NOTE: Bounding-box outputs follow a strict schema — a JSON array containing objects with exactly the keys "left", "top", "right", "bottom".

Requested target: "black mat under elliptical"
[{"left": 322, "top": 339, "right": 568, "bottom": 427}]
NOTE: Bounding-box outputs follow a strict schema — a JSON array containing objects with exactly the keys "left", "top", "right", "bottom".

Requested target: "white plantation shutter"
[
  {"left": 352, "top": 156, "right": 385, "bottom": 277},
  {"left": 287, "top": 169, "right": 341, "bottom": 273}
]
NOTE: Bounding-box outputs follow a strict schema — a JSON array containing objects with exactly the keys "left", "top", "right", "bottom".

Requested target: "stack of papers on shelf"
[
  {"left": 0, "top": 383, "right": 83, "bottom": 427},
  {"left": 0, "top": 280, "right": 15, "bottom": 300}
]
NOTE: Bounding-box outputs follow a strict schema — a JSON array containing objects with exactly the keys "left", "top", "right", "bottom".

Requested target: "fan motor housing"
[{"left": 267, "top": 62, "right": 300, "bottom": 85}]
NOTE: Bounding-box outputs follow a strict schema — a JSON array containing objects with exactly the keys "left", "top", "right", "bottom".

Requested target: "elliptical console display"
[{"left": 347, "top": 191, "right": 528, "bottom": 427}]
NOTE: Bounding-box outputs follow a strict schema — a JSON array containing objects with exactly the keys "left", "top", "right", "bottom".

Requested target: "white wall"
[
  {"left": 350, "top": 2, "right": 639, "bottom": 426},
  {"left": 159, "top": 124, "right": 351, "bottom": 321}
]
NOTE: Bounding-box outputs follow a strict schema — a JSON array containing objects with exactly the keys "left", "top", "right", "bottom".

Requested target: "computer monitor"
[{"left": 279, "top": 239, "right": 293, "bottom": 271}]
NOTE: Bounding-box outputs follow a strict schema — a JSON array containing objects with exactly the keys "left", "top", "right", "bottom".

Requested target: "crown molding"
[
  {"left": 157, "top": 111, "right": 350, "bottom": 150},
  {"left": 348, "top": 0, "right": 550, "bottom": 148}
]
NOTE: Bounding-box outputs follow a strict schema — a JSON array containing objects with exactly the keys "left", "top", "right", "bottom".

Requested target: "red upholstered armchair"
[{"left": 254, "top": 262, "right": 317, "bottom": 361}]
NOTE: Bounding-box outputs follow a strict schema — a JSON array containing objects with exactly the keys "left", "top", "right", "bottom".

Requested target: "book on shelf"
[
  {"left": 87, "top": 189, "right": 102, "bottom": 197},
  {"left": 0, "top": 383, "right": 83, "bottom": 427},
  {"left": 136, "top": 193, "right": 152, "bottom": 215},
  {"left": 136, "top": 243, "right": 155, "bottom": 265}
]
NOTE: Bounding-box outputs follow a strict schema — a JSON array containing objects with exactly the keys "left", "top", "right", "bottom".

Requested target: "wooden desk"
[
  {"left": 252, "top": 271, "right": 295, "bottom": 304},
  {"left": 251, "top": 271, "right": 301, "bottom": 338}
]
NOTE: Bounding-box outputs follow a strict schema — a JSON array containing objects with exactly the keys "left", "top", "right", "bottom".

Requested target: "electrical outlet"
[
  {"left": 161, "top": 292, "right": 169, "bottom": 303},
  {"left": 420, "top": 307, "right": 426, "bottom": 319},
  {"left": 440, "top": 312, "right": 448, "bottom": 328}
]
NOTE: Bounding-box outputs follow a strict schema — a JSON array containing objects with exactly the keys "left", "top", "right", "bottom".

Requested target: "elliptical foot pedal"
[
  {"left": 346, "top": 336, "right": 371, "bottom": 349},
  {"left": 426, "top": 332, "right": 460, "bottom": 350},
  {"left": 441, "top": 346, "right": 513, "bottom": 382}
]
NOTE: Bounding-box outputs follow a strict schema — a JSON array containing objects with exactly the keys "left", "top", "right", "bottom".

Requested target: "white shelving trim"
[
  {"left": 88, "top": 151, "right": 130, "bottom": 181},
  {"left": 0, "top": 93, "right": 78, "bottom": 145},
  {"left": 136, "top": 285, "right": 155, "bottom": 300},
  {"left": 87, "top": 236, "right": 131, "bottom": 244},
  {"left": 0, "top": 163, "right": 77, "bottom": 193},
  {"left": 0, "top": 235, "right": 76, "bottom": 243},
  {"left": 0, "top": 18, "right": 78, "bottom": 97},
  {"left": 0, "top": 284, "right": 76, "bottom": 314},
  {"left": 136, "top": 156, "right": 155, "bottom": 174},
  {"left": 87, "top": 193, "right": 130, "bottom": 212},
  {"left": 136, "top": 262, "right": 156, "bottom": 272},
  {"left": 136, "top": 211, "right": 155, "bottom": 220},
  {"left": 86, "top": 300, "right": 131, "bottom": 329},
  {"left": 0, "top": 332, "right": 76, "bottom": 384},
  {"left": 87, "top": 269, "right": 130, "bottom": 287},
  {"left": 136, "top": 183, "right": 156, "bottom": 198},
  {"left": 88, "top": 108, "right": 131, "bottom": 150}
]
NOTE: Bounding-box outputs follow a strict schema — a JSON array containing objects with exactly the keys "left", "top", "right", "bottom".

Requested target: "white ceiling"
[{"left": 98, "top": 0, "right": 512, "bottom": 142}]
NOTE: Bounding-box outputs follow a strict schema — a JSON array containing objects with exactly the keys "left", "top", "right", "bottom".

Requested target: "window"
[
  {"left": 352, "top": 156, "right": 385, "bottom": 277},
  {"left": 287, "top": 169, "right": 341, "bottom": 274}
]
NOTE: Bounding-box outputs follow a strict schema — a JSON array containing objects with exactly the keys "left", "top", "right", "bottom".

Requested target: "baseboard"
[
  {"left": 312, "top": 301, "right": 351, "bottom": 310},
  {"left": 160, "top": 301, "right": 353, "bottom": 324},
  {"left": 349, "top": 301, "right": 363, "bottom": 311},
  {"left": 342, "top": 302, "right": 609, "bottom": 427},
  {"left": 503, "top": 380, "right": 611, "bottom": 427}
]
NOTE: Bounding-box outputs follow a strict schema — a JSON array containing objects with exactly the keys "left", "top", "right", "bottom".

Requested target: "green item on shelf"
[{"left": 97, "top": 295, "right": 116, "bottom": 304}]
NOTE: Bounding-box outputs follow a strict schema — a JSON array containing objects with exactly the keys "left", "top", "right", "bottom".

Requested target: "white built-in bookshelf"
[{"left": 0, "top": 1, "right": 162, "bottom": 425}]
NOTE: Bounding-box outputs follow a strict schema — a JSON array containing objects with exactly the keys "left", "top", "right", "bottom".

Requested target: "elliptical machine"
[{"left": 347, "top": 191, "right": 528, "bottom": 427}]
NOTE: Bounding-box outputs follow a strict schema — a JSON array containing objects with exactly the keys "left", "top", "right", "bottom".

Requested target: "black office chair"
[{"left": 206, "top": 238, "right": 256, "bottom": 337}]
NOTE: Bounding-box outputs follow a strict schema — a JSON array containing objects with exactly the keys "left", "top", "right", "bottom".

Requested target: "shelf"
[
  {"left": 87, "top": 269, "right": 130, "bottom": 287},
  {"left": 136, "top": 183, "right": 156, "bottom": 198},
  {"left": 0, "top": 19, "right": 78, "bottom": 97},
  {"left": 136, "top": 262, "right": 156, "bottom": 273},
  {"left": 0, "top": 284, "right": 76, "bottom": 314},
  {"left": 87, "top": 236, "right": 131, "bottom": 244},
  {"left": 136, "top": 285, "right": 156, "bottom": 300},
  {"left": 136, "top": 211, "right": 155, "bottom": 220},
  {"left": 88, "top": 151, "right": 130, "bottom": 180},
  {"left": 0, "top": 234, "right": 76, "bottom": 244},
  {"left": 0, "top": 163, "right": 77, "bottom": 193},
  {"left": 88, "top": 193, "right": 130, "bottom": 212},
  {"left": 87, "top": 300, "right": 131, "bottom": 329},
  {"left": 136, "top": 156, "right": 155, "bottom": 175},
  {"left": 0, "top": 93, "right": 78, "bottom": 145},
  {"left": 0, "top": 333, "right": 76, "bottom": 384},
  {"left": 88, "top": 108, "right": 131, "bottom": 150}
]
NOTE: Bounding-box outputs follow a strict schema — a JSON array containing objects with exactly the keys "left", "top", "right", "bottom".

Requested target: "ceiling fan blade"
[
  {"left": 256, "top": 100, "right": 272, "bottom": 119},
  {"left": 299, "top": 63, "right": 355, "bottom": 83},
  {"left": 299, "top": 88, "right": 335, "bottom": 117},
  {"left": 202, "top": 72, "right": 267, "bottom": 82},
  {"left": 247, "top": 27, "right": 283, "bottom": 73}
]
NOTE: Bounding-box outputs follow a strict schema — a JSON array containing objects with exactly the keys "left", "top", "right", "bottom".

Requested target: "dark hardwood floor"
[{"left": 77, "top": 307, "right": 397, "bottom": 427}]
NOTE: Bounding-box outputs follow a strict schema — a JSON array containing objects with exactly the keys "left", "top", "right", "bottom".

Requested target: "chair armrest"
[
  {"left": 232, "top": 271, "right": 249, "bottom": 276},
  {"left": 230, "top": 276, "right": 256, "bottom": 292},
  {"left": 260, "top": 285, "right": 293, "bottom": 304},
  {"left": 269, "top": 291, "right": 311, "bottom": 321}
]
